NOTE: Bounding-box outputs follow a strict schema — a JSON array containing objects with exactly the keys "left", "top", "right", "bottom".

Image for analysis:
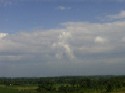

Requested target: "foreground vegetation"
[{"left": 0, "top": 76, "right": 125, "bottom": 93}]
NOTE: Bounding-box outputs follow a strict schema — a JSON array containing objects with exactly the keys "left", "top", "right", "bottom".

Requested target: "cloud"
[
  {"left": 0, "top": 55, "right": 23, "bottom": 62},
  {"left": 106, "top": 10, "right": 125, "bottom": 20},
  {"left": 122, "top": 37, "right": 125, "bottom": 42},
  {"left": 0, "top": 33, "right": 8, "bottom": 39},
  {"left": 57, "top": 6, "right": 71, "bottom": 11},
  {"left": 2, "top": 21, "right": 125, "bottom": 56},
  {"left": 52, "top": 31, "right": 74, "bottom": 59},
  {"left": 1, "top": 20, "right": 125, "bottom": 76},
  {"left": 1, "top": 21, "right": 125, "bottom": 58},
  {"left": 95, "top": 36, "right": 107, "bottom": 44}
]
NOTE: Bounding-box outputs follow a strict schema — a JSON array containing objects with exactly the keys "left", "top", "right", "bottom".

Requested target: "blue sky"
[
  {"left": 0, "top": 0, "right": 125, "bottom": 77},
  {"left": 0, "top": 0, "right": 125, "bottom": 33}
]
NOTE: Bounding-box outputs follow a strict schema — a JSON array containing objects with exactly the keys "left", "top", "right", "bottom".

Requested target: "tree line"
[
  {"left": 37, "top": 76, "right": 125, "bottom": 93},
  {"left": 0, "top": 76, "right": 125, "bottom": 93}
]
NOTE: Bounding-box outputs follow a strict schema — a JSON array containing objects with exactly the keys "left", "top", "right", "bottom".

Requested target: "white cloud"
[
  {"left": 106, "top": 10, "right": 125, "bottom": 20},
  {"left": 0, "top": 33, "right": 8, "bottom": 39},
  {"left": 1, "top": 20, "right": 125, "bottom": 76},
  {"left": 95, "top": 36, "right": 107, "bottom": 44},
  {"left": 1, "top": 21, "right": 125, "bottom": 58},
  {"left": 57, "top": 6, "right": 71, "bottom": 11},
  {"left": 52, "top": 31, "right": 74, "bottom": 59}
]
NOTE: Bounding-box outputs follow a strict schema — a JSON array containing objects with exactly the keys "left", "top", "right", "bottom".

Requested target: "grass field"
[
  {"left": 0, "top": 84, "right": 38, "bottom": 93},
  {"left": 0, "top": 87, "right": 20, "bottom": 93},
  {"left": 0, "top": 84, "right": 125, "bottom": 93}
]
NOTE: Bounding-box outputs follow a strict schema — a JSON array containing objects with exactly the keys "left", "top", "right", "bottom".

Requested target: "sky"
[{"left": 0, "top": 0, "right": 125, "bottom": 77}]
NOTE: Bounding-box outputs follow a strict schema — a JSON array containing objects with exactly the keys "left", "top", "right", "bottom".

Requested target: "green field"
[
  {"left": 0, "top": 86, "right": 125, "bottom": 93},
  {"left": 0, "top": 87, "right": 19, "bottom": 93},
  {"left": 0, "top": 84, "right": 38, "bottom": 93},
  {"left": 0, "top": 84, "right": 125, "bottom": 93},
  {"left": 0, "top": 76, "right": 125, "bottom": 93}
]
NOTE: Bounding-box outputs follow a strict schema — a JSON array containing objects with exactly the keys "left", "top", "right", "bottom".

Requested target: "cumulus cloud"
[
  {"left": 1, "top": 20, "right": 125, "bottom": 76},
  {"left": 1, "top": 21, "right": 125, "bottom": 59},
  {"left": 0, "top": 33, "right": 8, "bottom": 39},
  {"left": 52, "top": 31, "right": 74, "bottom": 59}
]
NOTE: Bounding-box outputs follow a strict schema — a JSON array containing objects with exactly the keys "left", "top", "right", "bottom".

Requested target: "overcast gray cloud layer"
[{"left": 0, "top": 19, "right": 125, "bottom": 76}]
